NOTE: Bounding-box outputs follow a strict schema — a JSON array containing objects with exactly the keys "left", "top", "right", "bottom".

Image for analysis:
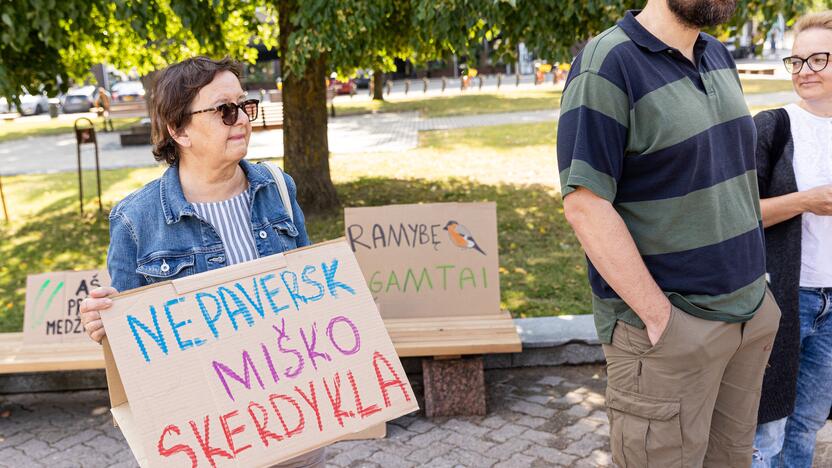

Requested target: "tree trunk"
[
  {"left": 372, "top": 69, "right": 384, "bottom": 101},
  {"left": 140, "top": 71, "right": 159, "bottom": 117},
  {"left": 278, "top": 1, "right": 339, "bottom": 213}
]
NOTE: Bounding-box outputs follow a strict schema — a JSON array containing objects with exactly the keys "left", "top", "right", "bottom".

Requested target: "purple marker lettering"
[
  {"left": 212, "top": 350, "right": 265, "bottom": 402},
  {"left": 273, "top": 319, "right": 304, "bottom": 378},
  {"left": 299, "top": 323, "right": 332, "bottom": 370},
  {"left": 326, "top": 316, "right": 361, "bottom": 356}
]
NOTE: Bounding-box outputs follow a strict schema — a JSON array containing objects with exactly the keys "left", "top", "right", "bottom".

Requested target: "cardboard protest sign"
[
  {"left": 344, "top": 202, "right": 500, "bottom": 319},
  {"left": 23, "top": 269, "right": 110, "bottom": 345},
  {"left": 101, "top": 239, "right": 417, "bottom": 467}
]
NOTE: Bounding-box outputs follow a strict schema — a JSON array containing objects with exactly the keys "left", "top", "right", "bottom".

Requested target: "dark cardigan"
[{"left": 754, "top": 109, "right": 803, "bottom": 425}]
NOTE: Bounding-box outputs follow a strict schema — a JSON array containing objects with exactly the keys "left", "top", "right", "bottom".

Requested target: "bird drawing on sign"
[{"left": 443, "top": 220, "right": 486, "bottom": 255}]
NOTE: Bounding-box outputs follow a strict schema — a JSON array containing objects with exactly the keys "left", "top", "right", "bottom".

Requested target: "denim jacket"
[{"left": 107, "top": 159, "right": 310, "bottom": 293}]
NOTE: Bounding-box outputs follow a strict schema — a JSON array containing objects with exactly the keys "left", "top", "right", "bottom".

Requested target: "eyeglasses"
[
  {"left": 188, "top": 99, "right": 260, "bottom": 125},
  {"left": 783, "top": 52, "right": 830, "bottom": 74}
]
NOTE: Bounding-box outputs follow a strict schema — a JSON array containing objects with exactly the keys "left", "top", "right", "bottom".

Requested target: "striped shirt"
[
  {"left": 192, "top": 190, "right": 259, "bottom": 265},
  {"left": 556, "top": 10, "right": 766, "bottom": 344}
]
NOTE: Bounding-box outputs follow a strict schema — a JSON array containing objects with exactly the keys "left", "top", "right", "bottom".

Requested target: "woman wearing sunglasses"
[
  {"left": 79, "top": 56, "right": 325, "bottom": 467},
  {"left": 752, "top": 11, "right": 832, "bottom": 468}
]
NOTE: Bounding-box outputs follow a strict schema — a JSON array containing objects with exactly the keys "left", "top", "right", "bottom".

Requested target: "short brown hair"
[
  {"left": 794, "top": 10, "right": 832, "bottom": 35},
  {"left": 150, "top": 56, "right": 242, "bottom": 166}
]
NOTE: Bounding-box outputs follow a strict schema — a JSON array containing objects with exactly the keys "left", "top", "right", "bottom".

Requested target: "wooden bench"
[
  {"left": 251, "top": 89, "right": 337, "bottom": 132},
  {"left": 386, "top": 310, "right": 521, "bottom": 416},
  {"left": 1, "top": 310, "right": 521, "bottom": 417}
]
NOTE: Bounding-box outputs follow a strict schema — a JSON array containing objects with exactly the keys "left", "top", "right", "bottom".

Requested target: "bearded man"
[{"left": 557, "top": 1, "right": 781, "bottom": 466}]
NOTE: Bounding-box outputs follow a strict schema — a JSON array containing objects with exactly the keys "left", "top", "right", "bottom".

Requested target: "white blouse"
[{"left": 785, "top": 103, "right": 832, "bottom": 288}]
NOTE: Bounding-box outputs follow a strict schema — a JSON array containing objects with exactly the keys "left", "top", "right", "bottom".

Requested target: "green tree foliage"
[{"left": 0, "top": 0, "right": 819, "bottom": 212}]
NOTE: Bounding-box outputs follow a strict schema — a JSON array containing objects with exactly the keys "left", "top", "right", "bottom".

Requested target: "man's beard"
[{"left": 667, "top": 0, "right": 738, "bottom": 28}]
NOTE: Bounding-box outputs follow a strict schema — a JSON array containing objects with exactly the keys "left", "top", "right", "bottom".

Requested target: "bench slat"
[{"left": 0, "top": 311, "right": 521, "bottom": 373}]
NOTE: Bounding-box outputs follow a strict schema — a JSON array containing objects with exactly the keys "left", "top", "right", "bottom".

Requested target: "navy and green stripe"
[{"left": 556, "top": 10, "right": 766, "bottom": 344}]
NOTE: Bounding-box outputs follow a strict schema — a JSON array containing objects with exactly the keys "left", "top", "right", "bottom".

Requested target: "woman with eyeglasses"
[
  {"left": 752, "top": 11, "right": 832, "bottom": 468},
  {"left": 78, "top": 57, "right": 326, "bottom": 467}
]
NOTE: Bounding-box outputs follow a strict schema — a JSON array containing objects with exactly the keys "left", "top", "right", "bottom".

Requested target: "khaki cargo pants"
[{"left": 603, "top": 288, "right": 780, "bottom": 467}]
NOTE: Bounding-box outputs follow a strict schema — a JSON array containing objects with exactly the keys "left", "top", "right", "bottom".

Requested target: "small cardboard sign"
[
  {"left": 101, "top": 239, "right": 417, "bottom": 467},
  {"left": 344, "top": 202, "right": 500, "bottom": 319},
  {"left": 23, "top": 269, "right": 110, "bottom": 345}
]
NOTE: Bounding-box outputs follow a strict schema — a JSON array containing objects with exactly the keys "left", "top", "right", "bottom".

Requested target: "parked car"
[
  {"left": 62, "top": 86, "right": 98, "bottom": 113},
  {"left": 111, "top": 81, "right": 145, "bottom": 102},
  {"left": 354, "top": 71, "right": 371, "bottom": 89},
  {"left": 722, "top": 40, "right": 756, "bottom": 59},
  {"left": 0, "top": 88, "right": 50, "bottom": 115},
  {"left": 329, "top": 78, "right": 356, "bottom": 95}
]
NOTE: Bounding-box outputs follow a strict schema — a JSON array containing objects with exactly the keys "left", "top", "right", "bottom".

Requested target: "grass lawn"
[
  {"left": 0, "top": 120, "right": 588, "bottom": 333},
  {"left": 0, "top": 117, "right": 142, "bottom": 143},
  {"left": 334, "top": 89, "right": 563, "bottom": 118}
]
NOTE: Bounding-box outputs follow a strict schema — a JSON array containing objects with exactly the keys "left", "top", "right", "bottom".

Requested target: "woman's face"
[
  {"left": 791, "top": 28, "right": 832, "bottom": 102},
  {"left": 177, "top": 70, "right": 251, "bottom": 166}
]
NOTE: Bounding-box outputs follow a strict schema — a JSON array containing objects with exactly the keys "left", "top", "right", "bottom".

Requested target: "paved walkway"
[
  {"left": 2, "top": 364, "right": 831, "bottom": 467},
  {"left": 0, "top": 88, "right": 795, "bottom": 176}
]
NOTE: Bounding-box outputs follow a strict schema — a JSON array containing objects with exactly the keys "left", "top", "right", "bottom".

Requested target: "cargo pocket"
[
  {"left": 606, "top": 386, "right": 683, "bottom": 468},
  {"left": 136, "top": 254, "right": 195, "bottom": 284}
]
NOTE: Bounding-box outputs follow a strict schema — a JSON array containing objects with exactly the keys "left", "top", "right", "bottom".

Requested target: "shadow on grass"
[{"left": 0, "top": 175, "right": 590, "bottom": 332}]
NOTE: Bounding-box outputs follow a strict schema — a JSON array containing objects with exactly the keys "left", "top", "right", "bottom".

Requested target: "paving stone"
[
  {"left": 442, "top": 418, "right": 490, "bottom": 437},
  {"left": 479, "top": 414, "right": 508, "bottom": 429},
  {"left": 584, "top": 392, "right": 606, "bottom": 406},
  {"left": 537, "top": 376, "right": 565, "bottom": 387},
  {"left": 52, "top": 428, "right": 101, "bottom": 451},
  {"left": 368, "top": 450, "right": 416, "bottom": 467},
  {"left": 386, "top": 423, "right": 418, "bottom": 442},
  {"left": 512, "top": 414, "right": 548, "bottom": 429},
  {"left": 405, "top": 418, "right": 436, "bottom": 434},
  {"left": 84, "top": 434, "right": 125, "bottom": 456},
  {"left": 553, "top": 391, "right": 585, "bottom": 405},
  {"left": 15, "top": 437, "right": 56, "bottom": 459},
  {"left": 507, "top": 400, "right": 555, "bottom": 419},
  {"left": 0, "top": 447, "right": 44, "bottom": 467},
  {"left": 326, "top": 444, "right": 378, "bottom": 467},
  {"left": 519, "top": 428, "right": 556, "bottom": 446},
  {"left": 526, "top": 444, "right": 578, "bottom": 466},
  {"left": 526, "top": 394, "right": 554, "bottom": 405},
  {"left": 559, "top": 419, "right": 601, "bottom": 440},
  {"left": 493, "top": 453, "right": 537, "bottom": 468},
  {"left": 485, "top": 438, "right": 533, "bottom": 461},
  {"left": 6, "top": 364, "right": 832, "bottom": 467},
  {"left": 445, "top": 447, "right": 498, "bottom": 467},
  {"left": 566, "top": 402, "right": 592, "bottom": 418},
  {"left": 406, "top": 441, "right": 455, "bottom": 464},
  {"left": 423, "top": 456, "right": 464, "bottom": 468},
  {"left": 563, "top": 433, "right": 607, "bottom": 458},
  {"left": 586, "top": 410, "right": 609, "bottom": 424},
  {"left": 487, "top": 422, "right": 527, "bottom": 443}
]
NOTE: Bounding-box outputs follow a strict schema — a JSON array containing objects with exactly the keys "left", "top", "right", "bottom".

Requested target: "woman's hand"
[
  {"left": 79, "top": 287, "right": 118, "bottom": 343},
  {"left": 803, "top": 185, "right": 832, "bottom": 216}
]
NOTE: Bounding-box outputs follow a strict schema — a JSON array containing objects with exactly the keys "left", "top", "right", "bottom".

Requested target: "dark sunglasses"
[
  {"left": 188, "top": 99, "right": 260, "bottom": 125},
  {"left": 783, "top": 52, "right": 830, "bottom": 74}
]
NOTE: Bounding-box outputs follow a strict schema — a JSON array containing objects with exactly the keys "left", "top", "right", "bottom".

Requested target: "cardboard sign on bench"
[
  {"left": 23, "top": 269, "right": 110, "bottom": 346},
  {"left": 344, "top": 202, "right": 500, "bottom": 319},
  {"left": 101, "top": 239, "right": 417, "bottom": 467}
]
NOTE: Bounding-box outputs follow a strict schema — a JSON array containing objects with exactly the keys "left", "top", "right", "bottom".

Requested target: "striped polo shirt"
[
  {"left": 192, "top": 190, "right": 259, "bottom": 265},
  {"left": 556, "top": 11, "right": 766, "bottom": 344}
]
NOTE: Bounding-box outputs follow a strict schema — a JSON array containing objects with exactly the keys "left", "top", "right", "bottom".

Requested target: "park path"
[
  {"left": 2, "top": 364, "right": 832, "bottom": 467},
  {"left": 0, "top": 90, "right": 795, "bottom": 176}
]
